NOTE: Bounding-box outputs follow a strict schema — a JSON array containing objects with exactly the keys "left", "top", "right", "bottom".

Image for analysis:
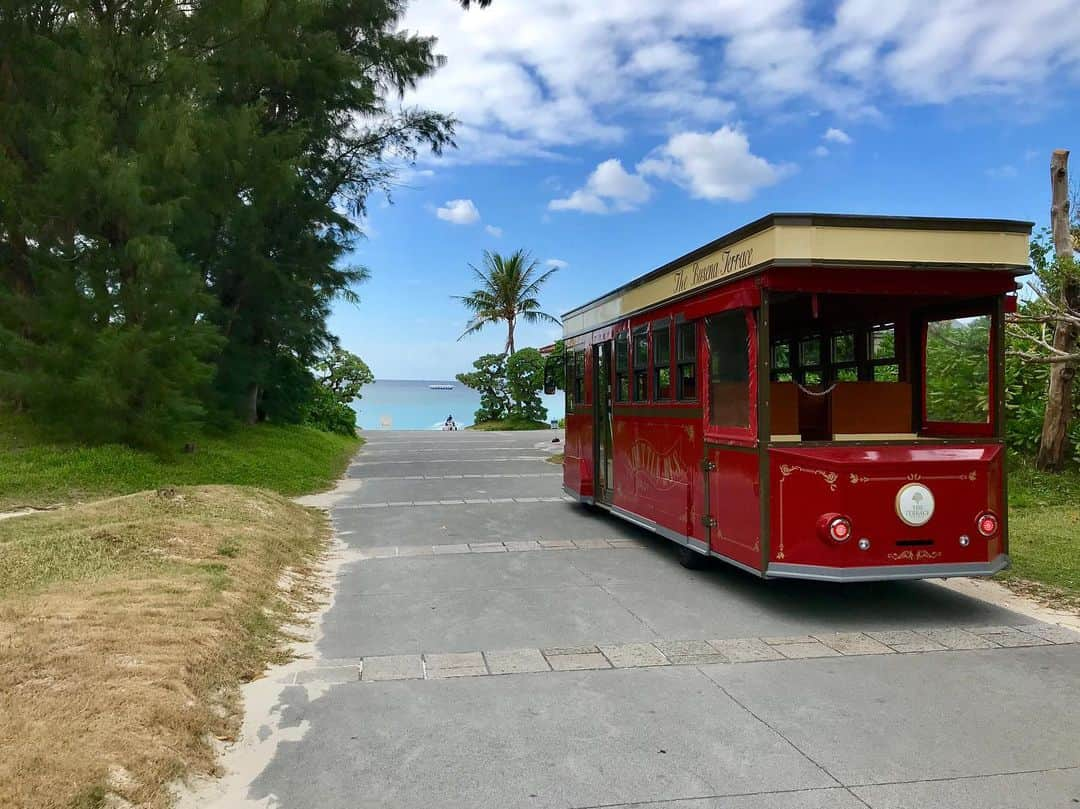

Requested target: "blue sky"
[{"left": 328, "top": 0, "right": 1080, "bottom": 380}]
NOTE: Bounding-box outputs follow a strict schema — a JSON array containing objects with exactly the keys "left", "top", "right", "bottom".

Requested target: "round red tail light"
[
  {"left": 977, "top": 512, "right": 999, "bottom": 538},
  {"left": 817, "top": 513, "right": 853, "bottom": 543}
]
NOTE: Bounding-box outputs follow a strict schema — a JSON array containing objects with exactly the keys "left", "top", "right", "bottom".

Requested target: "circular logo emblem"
[{"left": 896, "top": 483, "right": 934, "bottom": 527}]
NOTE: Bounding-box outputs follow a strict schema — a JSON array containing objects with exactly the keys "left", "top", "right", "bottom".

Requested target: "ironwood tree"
[{"left": 0, "top": 0, "right": 455, "bottom": 445}]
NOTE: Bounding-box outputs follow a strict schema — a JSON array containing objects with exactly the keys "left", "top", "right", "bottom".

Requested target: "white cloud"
[
  {"left": 550, "top": 158, "right": 652, "bottom": 214},
  {"left": 638, "top": 126, "right": 792, "bottom": 202},
  {"left": 824, "top": 127, "right": 853, "bottom": 144},
  {"left": 397, "top": 0, "right": 1080, "bottom": 165},
  {"left": 813, "top": 145, "right": 830, "bottom": 157},
  {"left": 545, "top": 258, "right": 569, "bottom": 269},
  {"left": 986, "top": 165, "right": 1018, "bottom": 179},
  {"left": 485, "top": 224, "right": 503, "bottom": 237},
  {"left": 436, "top": 198, "right": 481, "bottom": 225}
]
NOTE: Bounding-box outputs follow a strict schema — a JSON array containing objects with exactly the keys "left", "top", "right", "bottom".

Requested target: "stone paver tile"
[
  {"left": 423, "top": 652, "right": 488, "bottom": 679},
  {"left": 395, "top": 546, "right": 433, "bottom": 557},
  {"left": 295, "top": 666, "right": 360, "bottom": 684},
  {"left": 964, "top": 625, "right": 1014, "bottom": 635},
  {"left": 813, "top": 632, "right": 894, "bottom": 656},
  {"left": 431, "top": 543, "right": 471, "bottom": 555},
  {"left": 964, "top": 627, "right": 1051, "bottom": 648},
  {"left": 606, "top": 539, "right": 641, "bottom": 548},
  {"left": 542, "top": 645, "right": 599, "bottom": 656},
  {"left": 386, "top": 501, "right": 413, "bottom": 507},
  {"left": 571, "top": 539, "right": 613, "bottom": 549},
  {"left": 464, "top": 498, "right": 493, "bottom": 504},
  {"left": 654, "top": 640, "right": 715, "bottom": 658},
  {"left": 363, "top": 546, "right": 399, "bottom": 559},
  {"left": 540, "top": 497, "right": 566, "bottom": 502},
  {"left": 360, "top": 655, "right": 423, "bottom": 682},
  {"left": 915, "top": 627, "right": 999, "bottom": 650},
  {"left": 545, "top": 652, "right": 611, "bottom": 671},
  {"left": 468, "top": 542, "right": 507, "bottom": 553},
  {"left": 708, "top": 637, "right": 784, "bottom": 663},
  {"left": 490, "top": 498, "right": 516, "bottom": 504},
  {"left": 484, "top": 648, "right": 551, "bottom": 675},
  {"left": 773, "top": 641, "right": 841, "bottom": 659},
  {"left": 439, "top": 499, "right": 465, "bottom": 505},
  {"left": 654, "top": 640, "right": 726, "bottom": 665},
  {"left": 1014, "top": 623, "right": 1080, "bottom": 644},
  {"left": 357, "top": 502, "right": 389, "bottom": 509},
  {"left": 866, "top": 630, "right": 947, "bottom": 653},
  {"left": 599, "top": 643, "right": 670, "bottom": 668},
  {"left": 762, "top": 635, "right": 816, "bottom": 646},
  {"left": 504, "top": 541, "right": 542, "bottom": 552},
  {"left": 670, "top": 653, "right": 729, "bottom": 665},
  {"left": 412, "top": 500, "right": 442, "bottom": 506},
  {"left": 514, "top": 497, "right": 541, "bottom": 503},
  {"left": 538, "top": 539, "right": 576, "bottom": 550}
]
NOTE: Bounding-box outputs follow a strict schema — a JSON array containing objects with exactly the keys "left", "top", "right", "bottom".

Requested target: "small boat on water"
[{"left": 428, "top": 384, "right": 454, "bottom": 390}]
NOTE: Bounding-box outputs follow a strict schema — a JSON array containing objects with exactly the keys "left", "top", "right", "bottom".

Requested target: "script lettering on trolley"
[{"left": 672, "top": 247, "right": 755, "bottom": 294}]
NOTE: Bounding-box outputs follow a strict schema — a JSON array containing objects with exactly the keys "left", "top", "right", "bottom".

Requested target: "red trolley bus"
[{"left": 561, "top": 213, "right": 1031, "bottom": 581}]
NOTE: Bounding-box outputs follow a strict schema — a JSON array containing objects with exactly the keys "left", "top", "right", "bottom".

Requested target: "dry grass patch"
[{"left": 0, "top": 486, "right": 330, "bottom": 809}]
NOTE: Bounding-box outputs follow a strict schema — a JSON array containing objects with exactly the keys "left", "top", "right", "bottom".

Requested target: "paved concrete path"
[{"left": 220, "top": 431, "right": 1080, "bottom": 808}]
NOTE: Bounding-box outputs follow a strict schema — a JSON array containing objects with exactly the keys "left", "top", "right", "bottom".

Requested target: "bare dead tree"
[{"left": 1009, "top": 150, "right": 1080, "bottom": 471}]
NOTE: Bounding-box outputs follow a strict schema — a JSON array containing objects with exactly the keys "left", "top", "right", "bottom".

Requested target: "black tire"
[{"left": 678, "top": 545, "right": 710, "bottom": 570}]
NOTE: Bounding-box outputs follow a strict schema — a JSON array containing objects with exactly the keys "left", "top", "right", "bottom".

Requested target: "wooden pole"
[{"left": 1036, "top": 150, "right": 1077, "bottom": 471}]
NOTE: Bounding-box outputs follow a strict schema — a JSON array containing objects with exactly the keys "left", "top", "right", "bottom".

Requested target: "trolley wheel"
[{"left": 678, "top": 545, "right": 710, "bottom": 570}]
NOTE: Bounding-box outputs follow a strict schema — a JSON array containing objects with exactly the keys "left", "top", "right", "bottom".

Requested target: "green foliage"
[
  {"left": 506, "top": 347, "right": 548, "bottom": 422},
  {"left": 0, "top": 408, "right": 361, "bottom": 511},
  {"left": 456, "top": 354, "right": 511, "bottom": 423},
  {"left": 299, "top": 383, "right": 357, "bottom": 436},
  {"left": 924, "top": 317, "right": 991, "bottom": 423},
  {"left": 545, "top": 339, "right": 567, "bottom": 390},
  {"left": 0, "top": 1, "right": 453, "bottom": 446},
  {"left": 295, "top": 346, "right": 373, "bottom": 435},
  {"left": 455, "top": 250, "right": 560, "bottom": 354},
  {"left": 468, "top": 417, "right": 550, "bottom": 431},
  {"left": 316, "top": 347, "right": 375, "bottom": 405}
]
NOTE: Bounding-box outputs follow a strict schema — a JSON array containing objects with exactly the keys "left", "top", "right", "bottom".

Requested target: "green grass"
[
  {"left": 0, "top": 411, "right": 361, "bottom": 511},
  {"left": 1000, "top": 459, "right": 1080, "bottom": 610},
  {"left": 468, "top": 417, "right": 552, "bottom": 431}
]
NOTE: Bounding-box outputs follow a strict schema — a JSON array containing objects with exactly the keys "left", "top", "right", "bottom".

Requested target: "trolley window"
[
  {"left": 573, "top": 350, "right": 586, "bottom": 406},
  {"left": 614, "top": 332, "right": 629, "bottom": 402},
  {"left": 831, "top": 332, "right": 858, "bottom": 382},
  {"left": 799, "top": 336, "right": 823, "bottom": 385},
  {"left": 705, "top": 311, "right": 750, "bottom": 429},
  {"left": 676, "top": 322, "right": 697, "bottom": 400},
  {"left": 925, "top": 316, "right": 990, "bottom": 424},
  {"left": 870, "top": 325, "right": 899, "bottom": 381},
  {"left": 632, "top": 326, "right": 649, "bottom": 402},
  {"left": 653, "top": 321, "right": 672, "bottom": 400}
]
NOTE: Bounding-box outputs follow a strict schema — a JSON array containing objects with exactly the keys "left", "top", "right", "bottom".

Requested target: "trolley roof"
[{"left": 561, "top": 212, "right": 1032, "bottom": 338}]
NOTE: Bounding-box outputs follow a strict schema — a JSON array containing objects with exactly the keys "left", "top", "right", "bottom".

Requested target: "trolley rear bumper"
[{"left": 766, "top": 554, "right": 1010, "bottom": 582}]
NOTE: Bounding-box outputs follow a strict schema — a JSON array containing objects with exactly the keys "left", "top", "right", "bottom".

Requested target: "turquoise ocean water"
[{"left": 352, "top": 379, "right": 566, "bottom": 431}]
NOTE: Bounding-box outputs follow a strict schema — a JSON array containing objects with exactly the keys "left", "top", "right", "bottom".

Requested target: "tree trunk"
[
  {"left": 245, "top": 382, "right": 260, "bottom": 425},
  {"left": 506, "top": 317, "right": 516, "bottom": 355},
  {"left": 1036, "top": 149, "right": 1078, "bottom": 472}
]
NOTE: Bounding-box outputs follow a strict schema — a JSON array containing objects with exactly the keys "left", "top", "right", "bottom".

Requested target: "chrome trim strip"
[
  {"left": 710, "top": 552, "right": 766, "bottom": 578},
  {"left": 766, "top": 554, "right": 1010, "bottom": 582},
  {"left": 607, "top": 505, "right": 766, "bottom": 577}
]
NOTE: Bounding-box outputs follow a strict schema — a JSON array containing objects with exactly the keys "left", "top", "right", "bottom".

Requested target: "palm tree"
[{"left": 456, "top": 249, "right": 560, "bottom": 355}]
